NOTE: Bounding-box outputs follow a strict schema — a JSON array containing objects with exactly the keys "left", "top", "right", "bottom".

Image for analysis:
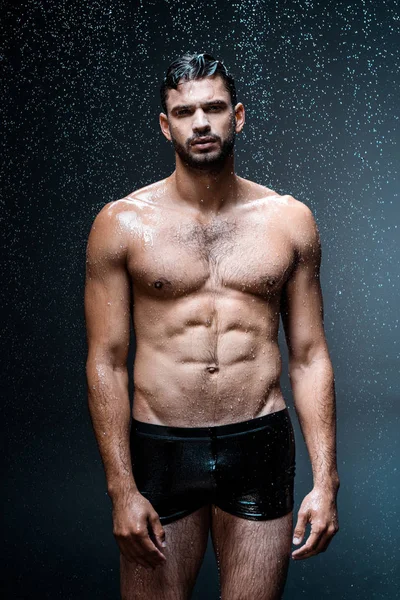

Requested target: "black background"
[{"left": 2, "top": 1, "right": 399, "bottom": 598}]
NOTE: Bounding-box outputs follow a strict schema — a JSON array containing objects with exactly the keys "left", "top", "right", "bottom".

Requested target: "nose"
[{"left": 192, "top": 108, "right": 210, "bottom": 132}]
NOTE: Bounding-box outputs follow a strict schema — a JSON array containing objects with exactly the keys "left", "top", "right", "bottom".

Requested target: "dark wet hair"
[{"left": 160, "top": 52, "right": 237, "bottom": 114}]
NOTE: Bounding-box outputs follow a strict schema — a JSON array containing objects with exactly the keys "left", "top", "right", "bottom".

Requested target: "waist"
[{"left": 132, "top": 407, "right": 291, "bottom": 439}]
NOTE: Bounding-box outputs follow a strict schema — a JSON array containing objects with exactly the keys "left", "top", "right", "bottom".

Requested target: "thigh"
[
  {"left": 210, "top": 506, "right": 293, "bottom": 600},
  {"left": 120, "top": 505, "right": 211, "bottom": 600}
]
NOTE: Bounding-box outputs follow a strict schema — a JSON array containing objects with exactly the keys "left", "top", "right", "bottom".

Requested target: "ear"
[
  {"left": 159, "top": 112, "right": 172, "bottom": 142},
  {"left": 234, "top": 103, "right": 245, "bottom": 133}
]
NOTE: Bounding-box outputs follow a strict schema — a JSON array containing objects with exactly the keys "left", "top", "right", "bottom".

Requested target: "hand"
[
  {"left": 112, "top": 490, "right": 167, "bottom": 570},
  {"left": 292, "top": 486, "right": 339, "bottom": 560}
]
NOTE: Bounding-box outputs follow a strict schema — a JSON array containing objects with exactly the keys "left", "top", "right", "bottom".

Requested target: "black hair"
[{"left": 160, "top": 52, "right": 237, "bottom": 114}]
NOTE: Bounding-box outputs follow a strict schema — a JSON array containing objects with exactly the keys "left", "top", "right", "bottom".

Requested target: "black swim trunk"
[{"left": 130, "top": 407, "right": 296, "bottom": 525}]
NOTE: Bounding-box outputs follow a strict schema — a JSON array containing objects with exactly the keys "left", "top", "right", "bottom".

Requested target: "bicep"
[
  {"left": 280, "top": 206, "right": 328, "bottom": 367},
  {"left": 84, "top": 207, "right": 131, "bottom": 368}
]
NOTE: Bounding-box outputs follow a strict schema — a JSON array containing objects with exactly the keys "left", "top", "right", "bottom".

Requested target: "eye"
[
  {"left": 177, "top": 109, "right": 190, "bottom": 116},
  {"left": 208, "top": 106, "right": 222, "bottom": 111}
]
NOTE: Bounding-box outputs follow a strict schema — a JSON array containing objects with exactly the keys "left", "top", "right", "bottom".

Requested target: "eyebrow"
[{"left": 171, "top": 100, "right": 228, "bottom": 113}]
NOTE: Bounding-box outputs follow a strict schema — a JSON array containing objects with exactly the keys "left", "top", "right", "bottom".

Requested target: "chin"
[
  {"left": 191, "top": 153, "right": 222, "bottom": 165},
  {"left": 190, "top": 148, "right": 221, "bottom": 160}
]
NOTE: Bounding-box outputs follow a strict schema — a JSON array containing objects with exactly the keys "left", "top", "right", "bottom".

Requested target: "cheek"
[
  {"left": 218, "top": 116, "right": 235, "bottom": 135},
  {"left": 171, "top": 124, "right": 190, "bottom": 142}
]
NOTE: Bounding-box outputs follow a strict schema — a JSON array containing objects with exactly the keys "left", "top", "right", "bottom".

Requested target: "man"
[{"left": 84, "top": 52, "right": 340, "bottom": 600}]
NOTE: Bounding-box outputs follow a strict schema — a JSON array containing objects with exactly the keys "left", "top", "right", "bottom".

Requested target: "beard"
[{"left": 170, "top": 116, "right": 236, "bottom": 173}]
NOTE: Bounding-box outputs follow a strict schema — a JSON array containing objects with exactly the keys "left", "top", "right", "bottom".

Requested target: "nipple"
[{"left": 153, "top": 278, "right": 172, "bottom": 289}]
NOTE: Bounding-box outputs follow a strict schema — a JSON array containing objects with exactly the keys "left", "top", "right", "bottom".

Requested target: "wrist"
[
  {"left": 313, "top": 472, "right": 340, "bottom": 493},
  {"left": 107, "top": 481, "right": 138, "bottom": 502}
]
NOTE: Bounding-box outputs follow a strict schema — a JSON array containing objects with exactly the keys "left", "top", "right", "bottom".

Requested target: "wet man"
[{"left": 84, "top": 53, "right": 340, "bottom": 600}]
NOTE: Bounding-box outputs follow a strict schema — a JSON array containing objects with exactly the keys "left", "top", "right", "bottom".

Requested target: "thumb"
[
  {"left": 149, "top": 513, "right": 166, "bottom": 549},
  {"left": 293, "top": 510, "right": 307, "bottom": 545}
]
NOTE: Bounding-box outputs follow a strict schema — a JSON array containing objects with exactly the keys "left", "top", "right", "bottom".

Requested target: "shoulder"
[
  {"left": 245, "top": 182, "right": 319, "bottom": 235},
  {"left": 239, "top": 179, "right": 313, "bottom": 222},
  {"left": 89, "top": 179, "right": 164, "bottom": 236},
  {"left": 87, "top": 199, "right": 132, "bottom": 245},
  {"left": 86, "top": 197, "right": 137, "bottom": 261},
  {"left": 279, "top": 196, "right": 321, "bottom": 266},
  {"left": 249, "top": 189, "right": 321, "bottom": 264},
  {"left": 278, "top": 195, "right": 320, "bottom": 246},
  {"left": 87, "top": 179, "right": 166, "bottom": 257}
]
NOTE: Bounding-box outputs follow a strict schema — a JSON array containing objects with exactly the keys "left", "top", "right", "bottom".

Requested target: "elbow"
[
  {"left": 85, "top": 359, "right": 129, "bottom": 405},
  {"left": 288, "top": 344, "right": 331, "bottom": 378},
  {"left": 86, "top": 346, "right": 128, "bottom": 373},
  {"left": 86, "top": 356, "right": 128, "bottom": 380}
]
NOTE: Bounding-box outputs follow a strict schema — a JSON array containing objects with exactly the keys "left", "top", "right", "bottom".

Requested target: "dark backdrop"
[{"left": 2, "top": 1, "right": 399, "bottom": 598}]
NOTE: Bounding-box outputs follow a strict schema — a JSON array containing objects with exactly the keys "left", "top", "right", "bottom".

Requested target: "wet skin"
[
  {"left": 123, "top": 179, "right": 293, "bottom": 426},
  {"left": 84, "top": 75, "right": 339, "bottom": 594}
]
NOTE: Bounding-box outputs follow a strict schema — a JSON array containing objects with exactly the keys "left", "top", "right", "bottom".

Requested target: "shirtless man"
[{"left": 84, "top": 53, "right": 340, "bottom": 600}]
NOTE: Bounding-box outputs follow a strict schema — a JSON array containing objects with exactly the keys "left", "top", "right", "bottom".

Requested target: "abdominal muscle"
[{"left": 131, "top": 296, "right": 287, "bottom": 427}]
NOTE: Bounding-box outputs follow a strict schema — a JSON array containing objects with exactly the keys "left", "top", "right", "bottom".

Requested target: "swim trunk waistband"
[{"left": 132, "top": 407, "right": 290, "bottom": 439}]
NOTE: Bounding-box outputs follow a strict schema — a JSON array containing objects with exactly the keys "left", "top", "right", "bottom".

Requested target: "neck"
[{"left": 170, "top": 153, "right": 240, "bottom": 214}]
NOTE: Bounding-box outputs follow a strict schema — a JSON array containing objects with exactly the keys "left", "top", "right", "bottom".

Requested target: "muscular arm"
[
  {"left": 84, "top": 202, "right": 137, "bottom": 501},
  {"left": 280, "top": 202, "right": 339, "bottom": 491},
  {"left": 280, "top": 201, "right": 339, "bottom": 559}
]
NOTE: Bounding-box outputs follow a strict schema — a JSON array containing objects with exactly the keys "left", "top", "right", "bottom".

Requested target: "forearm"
[
  {"left": 86, "top": 361, "right": 137, "bottom": 501},
  {"left": 289, "top": 353, "right": 340, "bottom": 492}
]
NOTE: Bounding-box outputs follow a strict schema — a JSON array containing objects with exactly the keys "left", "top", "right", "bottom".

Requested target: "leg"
[
  {"left": 209, "top": 409, "right": 296, "bottom": 599},
  {"left": 210, "top": 506, "right": 293, "bottom": 600},
  {"left": 120, "top": 505, "right": 210, "bottom": 600}
]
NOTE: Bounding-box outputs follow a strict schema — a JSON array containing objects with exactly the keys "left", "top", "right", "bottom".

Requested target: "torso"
[{"left": 116, "top": 176, "right": 302, "bottom": 426}]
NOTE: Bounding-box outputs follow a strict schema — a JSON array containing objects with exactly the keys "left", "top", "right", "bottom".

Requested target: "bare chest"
[{"left": 127, "top": 212, "right": 295, "bottom": 299}]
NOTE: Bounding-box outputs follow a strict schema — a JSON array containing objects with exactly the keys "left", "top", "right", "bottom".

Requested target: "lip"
[{"left": 192, "top": 137, "right": 217, "bottom": 147}]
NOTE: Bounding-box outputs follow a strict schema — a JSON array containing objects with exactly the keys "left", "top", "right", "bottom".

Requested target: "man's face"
[{"left": 161, "top": 75, "right": 239, "bottom": 171}]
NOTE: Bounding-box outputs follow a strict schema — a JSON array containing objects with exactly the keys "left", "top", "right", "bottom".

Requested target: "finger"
[
  {"left": 313, "top": 535, "right": 331, "bottom": 555},
  {"left": 148, "top": 530, "right": 167, "bottom": 559},
  {"left": 148, "top": 514, "right": 167, "bottom": 551},
  {"left": 119, "top": 533, "right": 161, "bottom": 569},
  {"left": 292, "top": 524, "right": 337, "bottom": 560},
  {"left": 130, "top": 547, "right": 157, "bottom": 570},
  {"left": 292, "top": 511, "right": 308, "bottom": 545},
  {"left": 120, "top": 545, "right": 154, "bottom": 570},
  {"left": 292, "top": 530, "right": 324, "bottom": 559},
  {"left": 312, "top": 526, "right": 339, "bottom": 555},
  {"left": 140, "top": 532, "right": 167, "bottom": 564}
]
